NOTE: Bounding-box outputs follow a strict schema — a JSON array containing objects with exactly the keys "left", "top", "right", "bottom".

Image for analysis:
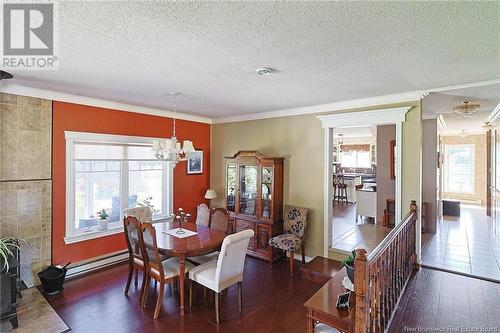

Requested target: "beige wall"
[
  {"left": 422, "top": 119, "right": 437, "bottom": 233},
  {"left": 211, "top": 102, "right": 422, "bottom": 258},
  {"left": 442, "top": 134, "right": 486, "bottom": 205},
  {"left": 376, "top": 125, "right": 396, "bottom": 220},
  {"left": 211, "top": 115, "right": 325, "bottom": 258}
]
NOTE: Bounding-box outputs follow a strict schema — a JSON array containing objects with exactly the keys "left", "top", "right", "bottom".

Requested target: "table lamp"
[{"left": 204, "top": 189, "right": 217, "bottom": 208}]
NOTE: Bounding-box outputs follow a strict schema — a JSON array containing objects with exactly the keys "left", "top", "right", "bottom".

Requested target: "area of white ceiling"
[
  {"left": 4, "top": 1, "right": 500, "bottom": 119},
  {"left": 422, "top": 83, "right": 500, "bottom": 133}
]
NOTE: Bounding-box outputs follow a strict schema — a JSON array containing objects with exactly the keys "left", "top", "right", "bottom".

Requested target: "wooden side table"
[{"left": 304, "top": 268, "right": 355, "bottom": 333}]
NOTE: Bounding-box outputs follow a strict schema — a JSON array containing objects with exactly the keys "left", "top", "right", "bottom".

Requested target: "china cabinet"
[{"left": 225, "top": 151, "right": 284, "bottom": 264}]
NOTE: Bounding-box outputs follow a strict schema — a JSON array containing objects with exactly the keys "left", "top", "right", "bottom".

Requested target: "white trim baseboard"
[{"left": 65, "top": 251, "right": 128, "bottom": 279}]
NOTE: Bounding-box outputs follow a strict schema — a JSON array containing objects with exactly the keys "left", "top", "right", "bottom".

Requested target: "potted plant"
[
  {"left": 97, "top": 209, "right": 109, "bottom": 230},
  {"left": 0, "top": 237, "right": 22, "bottom": 273},
  {"left": 341, "top": 250, "right": 356, "bottom": 283}
]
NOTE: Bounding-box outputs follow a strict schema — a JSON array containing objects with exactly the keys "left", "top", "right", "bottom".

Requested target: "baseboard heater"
[{"left": 65, "top": 250, "right": 128, "bottom": 279}]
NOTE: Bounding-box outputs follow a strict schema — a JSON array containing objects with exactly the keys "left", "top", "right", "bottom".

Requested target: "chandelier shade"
[{"left": 152, "top": 93, "right": 195, "bottom": 166}]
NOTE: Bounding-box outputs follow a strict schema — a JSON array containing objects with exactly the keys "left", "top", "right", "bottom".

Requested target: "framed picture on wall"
[{"left": 187, "top": 150, "right": 203, "bottom": 174}]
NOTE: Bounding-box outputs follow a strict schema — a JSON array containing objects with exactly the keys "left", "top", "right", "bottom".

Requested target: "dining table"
[{"left": 152, "top": 220, "right": 227, "bottom": 315}]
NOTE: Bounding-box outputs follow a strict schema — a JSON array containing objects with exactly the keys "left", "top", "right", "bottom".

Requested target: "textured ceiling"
[
  {"left": 7, "top": 1, "right": 500, "bottom": 118},
  {"left": 423, "top": 84, "right": 500, "bottom": 133}
]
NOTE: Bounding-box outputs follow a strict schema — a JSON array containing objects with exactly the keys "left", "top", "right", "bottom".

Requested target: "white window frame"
[
  {"left": 444, "top": 144, "right": 475, "bottom": 194},
  {"left": 64, "top": 131, "right": 174, "bottom": 244}
]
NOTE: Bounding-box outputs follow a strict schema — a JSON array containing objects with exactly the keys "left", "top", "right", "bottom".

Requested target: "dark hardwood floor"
[
  {"left": 390, "top": 268, "right": 500, "bottom": 332},
  {"left": 45, "top": 257, "right": 322, "bottom": 333},
  {"left": 45, "top": 257, "right": 500, "bottom": 333}
]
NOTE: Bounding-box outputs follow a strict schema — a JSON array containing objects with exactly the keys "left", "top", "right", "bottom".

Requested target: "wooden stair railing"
[{"left": 354, "top": 201, "right": 418, "bottom": 333}]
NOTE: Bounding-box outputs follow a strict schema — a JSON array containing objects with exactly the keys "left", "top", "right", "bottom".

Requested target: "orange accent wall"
[{"left": 52, "top": 101, "right": 210, "bottom": 265}]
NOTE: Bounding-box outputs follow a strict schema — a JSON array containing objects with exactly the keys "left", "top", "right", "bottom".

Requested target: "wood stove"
[{"left": 1, "top": 246, "right": 20, "bottom": 329}]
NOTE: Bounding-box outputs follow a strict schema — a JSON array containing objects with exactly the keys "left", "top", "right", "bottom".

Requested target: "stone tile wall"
[{"left": 0, "top": 93, "right": 52, "bottom": 287}]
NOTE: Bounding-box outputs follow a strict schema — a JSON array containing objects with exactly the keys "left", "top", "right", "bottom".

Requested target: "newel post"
[
  {"left": 410, "top": 200, "right": 419, "bottom": 268},
  {"left": 354, "top": 248, "right": 368, "bottom": 333},
  {"left": 410, "top": 200, "right": 417, "bottom": 213}
]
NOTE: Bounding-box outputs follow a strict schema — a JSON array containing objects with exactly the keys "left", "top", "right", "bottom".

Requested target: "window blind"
[{"left": 74, "top": 142, "right": 156, "bottom": 161}]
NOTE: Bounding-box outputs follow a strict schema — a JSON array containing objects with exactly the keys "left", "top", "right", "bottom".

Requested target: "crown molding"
[
  {"left": 2, "top": 79, "right": 498, "bottom": 126},
  {"left": 317, "top": 107, "right": 411, "bottom": 129},
  {"left": 212, "top": 91, "right": 424, "bottom": 124},
  {"left": 0, "top": 83, "right": 212, "bottom": 124},
  {"left": 486, "top": 102, "right": 500, "bottom": 124},
  {"left": 424, "top": 79, "right": 500, "bottom": 94}
]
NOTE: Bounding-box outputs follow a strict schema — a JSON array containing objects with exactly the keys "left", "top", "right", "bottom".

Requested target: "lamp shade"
[{"left": 204, "top": 189, "right": 217, "bottom": 200}]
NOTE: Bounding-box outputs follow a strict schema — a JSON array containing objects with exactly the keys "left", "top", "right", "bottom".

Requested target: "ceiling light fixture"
[
  {"left": 453, "top": 101, "right": 480, "bottom": 118},
  {"left": 152, "top": 92, "right": 195, "bottom": 166},
  {"left": 256, "top": 67, "right": 273, "bottom": 76}
]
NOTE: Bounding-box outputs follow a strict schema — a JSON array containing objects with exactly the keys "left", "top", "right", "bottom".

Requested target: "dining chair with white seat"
[
  {"left": 123, "top": 216, "right": 147, "bottom": 298},
  {"left": 188, "top": 229, "right": 254, "bottom": 324},
  {"left": 139, "top": 222, "right": 195, "bottom": 319},
  {"left": 195, "top": 203, "right": 211, "bottom": 226}
]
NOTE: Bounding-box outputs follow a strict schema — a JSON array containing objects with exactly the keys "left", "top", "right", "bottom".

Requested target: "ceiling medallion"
[{"left": 453, "top": 101, "right": 480, "bottom": 118}]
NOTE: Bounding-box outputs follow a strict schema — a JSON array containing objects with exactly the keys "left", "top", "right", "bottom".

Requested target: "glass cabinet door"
[
  {"left": 239, "top": 165, "right": 258, "bottom": 216},
  {"left": 226, "top": 164, "right": 237, "bottom": 212},
  {"left": 261, "top": 167, "right": 273, "bottom": 219}
]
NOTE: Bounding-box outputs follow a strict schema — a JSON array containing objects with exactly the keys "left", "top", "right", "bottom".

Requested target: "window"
[
  {"left": 340, "top": 150, "right": 371, "bottom": 168},
  {"left": 65, "top": 132, "right": 173, "bottom": 244},
  {"left": 444, "top": 144, "right": 474, "bottom": 193}
]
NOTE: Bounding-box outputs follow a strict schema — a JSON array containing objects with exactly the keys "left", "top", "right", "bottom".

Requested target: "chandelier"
[
  {"left": 453, "top": 101, "right": 480, "bottom": 118},
  {"left": 152, "top": 93, "right": 195, "bottom": 166}
]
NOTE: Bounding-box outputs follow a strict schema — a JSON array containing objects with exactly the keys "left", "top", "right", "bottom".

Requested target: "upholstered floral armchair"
[{"left": 268, "top": 205, "right": 309, "bottom": 275}]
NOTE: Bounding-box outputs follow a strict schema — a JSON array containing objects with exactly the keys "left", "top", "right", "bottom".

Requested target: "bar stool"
[{"left": 333, "top": 174, "right": 348, "bottom": 204}]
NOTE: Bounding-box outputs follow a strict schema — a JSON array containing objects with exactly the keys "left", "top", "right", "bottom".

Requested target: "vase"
[
  {"left": 345, "top": 264, "right": 355, "bottom": 284},
  {"left": 98, "top": 219, "right": 108, "bottom": 231}
]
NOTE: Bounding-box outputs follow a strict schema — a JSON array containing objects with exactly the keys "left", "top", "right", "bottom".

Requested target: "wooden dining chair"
[
  {"left": 195, "top": 203, "right": 210, "bottom": 226},
  {"left": 123, "top": 216, "right": 147, "bottom": 300},
  {"left": 209, "top": 208, "right": 232, "bottom": 234},
  {"left": 138, "top": 222, "right": 195, "bottom": 319},
  {"left": 124, "top": 206, "right": 152, "bottom": 223},
  {"left": 189, "top": 229, "right": 254, "bottom": 324},
  {"left": 188, "top": 208, "right": 231, "bottom": 266}
]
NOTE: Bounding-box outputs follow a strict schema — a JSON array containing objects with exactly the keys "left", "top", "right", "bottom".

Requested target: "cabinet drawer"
[{"left": 234, "top": 219, "right": 256, "bottom": 250}]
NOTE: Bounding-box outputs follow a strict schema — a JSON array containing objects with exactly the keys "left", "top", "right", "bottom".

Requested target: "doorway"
[
  {"left": 421, "top": 84, "right": 500, "bottom": 281},
  {"left": 331, "top": 125, "right": 395, "bottom": 254},
  {"left": 318, "top": 107, "right": 411, "bottom": 258}
]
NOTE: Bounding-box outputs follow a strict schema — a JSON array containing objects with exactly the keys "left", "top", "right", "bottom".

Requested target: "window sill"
[
  {"left": 63, "top": 216, "right": 174, "bottom": 245},
  {"left": 64, "top": 226, "right": 124, "bottom": 245}
]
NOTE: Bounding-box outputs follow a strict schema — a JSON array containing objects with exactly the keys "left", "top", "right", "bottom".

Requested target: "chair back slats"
[
  {"left": 283, "top": 205, "right": 308, "bottom": 238},
  {"left": 215, "top": 229, "right": 254, "bottom": 291},
  {"left": 123, "top": 216, "right": 142, "bottom": 260},
  {"left": 139, "top": 222, "right": 164, "bottom": 275},
  {"left": 210, "top": 208, "right": 231, "bottom": 234},
  {"left": 196, "top": 204, "right": 211, "bottom": 226}
]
